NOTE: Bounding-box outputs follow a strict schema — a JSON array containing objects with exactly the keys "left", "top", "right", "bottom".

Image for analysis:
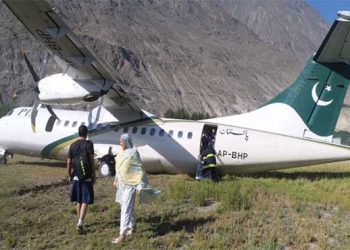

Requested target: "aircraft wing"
[
  {"left": 3, "top": 0, "right": 144, "bottom": 119},
  {"left": 314, "top": 11, "right": 350, "bottom": 64}
]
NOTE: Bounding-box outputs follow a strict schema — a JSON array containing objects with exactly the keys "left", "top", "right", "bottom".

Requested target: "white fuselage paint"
[
  {"left": 205, "top": 103, "right": 333, "bottom": 142},
  {"left": 0, "top": 106, "right": 350, "bottom": 175}
]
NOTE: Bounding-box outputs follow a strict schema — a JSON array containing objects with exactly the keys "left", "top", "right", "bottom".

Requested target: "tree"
[{"left": 0, "top": 104, "right": 15, "bottom": 118}]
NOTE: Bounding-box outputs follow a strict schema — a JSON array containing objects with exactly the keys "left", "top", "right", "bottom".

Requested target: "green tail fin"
[
  {"left": 265, "top": 58, "right": 350, "bottom": 137},
  {"left": 265, "top": 14, "right": 350, "bottom": 138}
]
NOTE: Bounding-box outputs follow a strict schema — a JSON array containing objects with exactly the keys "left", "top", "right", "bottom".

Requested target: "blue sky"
[{"left": 306, "top": 0, "right": 350, "bottom": 23}]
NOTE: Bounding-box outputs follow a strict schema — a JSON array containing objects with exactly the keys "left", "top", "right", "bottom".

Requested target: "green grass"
[{"left": 2, "top": 156, "right": 350, "bottom": 249}]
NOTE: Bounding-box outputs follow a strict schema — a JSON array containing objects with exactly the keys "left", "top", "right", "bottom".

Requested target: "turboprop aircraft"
[{"left": 1, "top": 0, "right": 350, "bottom": 177}]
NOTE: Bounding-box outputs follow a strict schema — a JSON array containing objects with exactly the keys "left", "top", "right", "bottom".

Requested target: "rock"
[{"left": 0, "top": 0, "right": 335, "bottom": 123}]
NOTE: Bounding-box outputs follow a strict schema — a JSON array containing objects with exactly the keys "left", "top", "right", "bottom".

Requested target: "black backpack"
[{"left": 73, "top": 140, "right": 93, "bottom": 181}]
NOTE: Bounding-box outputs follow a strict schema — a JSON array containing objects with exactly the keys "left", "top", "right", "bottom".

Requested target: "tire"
[
  {"left": 0, "top": 156, "right": 6, "bottom": 164},
  {"left": 98, "top": 161, "right": 112, "bottom": 177}
]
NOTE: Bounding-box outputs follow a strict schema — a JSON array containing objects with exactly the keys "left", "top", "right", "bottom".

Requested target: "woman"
[{"left": 111, "top": 133, "right": 146, "bottom": 244}]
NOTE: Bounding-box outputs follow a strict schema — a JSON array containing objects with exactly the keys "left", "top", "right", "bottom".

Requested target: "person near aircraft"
[
  {"left": 67, "top": 124, "right": 96, "bottom": 233},
  {"left": 200, "top": 131, "right": 209, "bottom": 154},
  {"left": 209, "top": 128, "right": 217, "bottom": 144},
  {"left": 201, "top": 141, "right": 218, "bottom": 181},
  {"left": 112, "top": 133, "right": 147, "bottom": 244}
]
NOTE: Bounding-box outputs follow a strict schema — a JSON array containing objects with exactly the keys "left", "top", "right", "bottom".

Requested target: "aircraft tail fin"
[
  {"left": 206, "top": 11, "right": 350, "bottom": 141},
  {"left": 265, "top": 12, "right": 350, "bottom": 139}
]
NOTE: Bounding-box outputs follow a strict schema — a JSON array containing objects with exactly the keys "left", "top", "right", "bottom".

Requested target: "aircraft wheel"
[
  {"left": 98, "top": 161, "right": 112, "bottom": 177},
  {"left": 0, "top": 156, "right": 6, "bottom": 164}
]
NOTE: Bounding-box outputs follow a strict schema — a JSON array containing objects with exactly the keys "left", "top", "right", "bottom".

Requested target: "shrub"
[
  {"left": 0, "top": 104, "right": 15, "bottom": 118},
  {"left": 164, "top": 108, "right": 211, "bottom": 120}
]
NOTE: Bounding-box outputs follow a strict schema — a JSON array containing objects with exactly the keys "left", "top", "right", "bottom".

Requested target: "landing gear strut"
[
  {"left": 0, "top": 151, "right": 11, "bottom": 164},
  {"left": 0, "top": 155, "right": 7, "bottom": 164}
]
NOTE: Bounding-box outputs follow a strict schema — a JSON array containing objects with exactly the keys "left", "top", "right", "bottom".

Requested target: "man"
[
  {"left": 201, "top": 141, "right": 218, "bottom": 181},
  {"left": 209, "top": 128, "right": 217, "bottom": 144},
  {"left": 67, "top": 125, "right": 96, "bottom": 232},
  {"left": 200, "top": 132, "right": 209, "bottom": 154}
]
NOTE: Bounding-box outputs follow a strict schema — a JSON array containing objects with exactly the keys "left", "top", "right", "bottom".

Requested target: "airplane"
[{"left": 1, "top": 0, "right": 350, "bottom": 178}]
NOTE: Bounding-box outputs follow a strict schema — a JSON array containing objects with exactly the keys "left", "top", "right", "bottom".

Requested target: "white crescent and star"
[{"left": 311, "top": 82, "right": 333, "bottom": 106}]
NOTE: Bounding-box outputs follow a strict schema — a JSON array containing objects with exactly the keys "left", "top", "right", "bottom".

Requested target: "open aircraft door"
[
  {"left": 196, "top": 124, "right": 218, "bottom": 180},
  {"left": 200, "top": 124, "right": 218, "bottom": 153}
]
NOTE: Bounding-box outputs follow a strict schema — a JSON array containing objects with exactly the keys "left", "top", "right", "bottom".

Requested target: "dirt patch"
[
  {"left": 16, "top": 179, "right": 68, "bottom": 196},
  {"left": 196, "top": 199, "right": 220, "bottom": 214}
]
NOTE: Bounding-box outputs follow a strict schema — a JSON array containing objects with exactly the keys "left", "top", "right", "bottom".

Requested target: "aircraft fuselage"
[{"left": 1, "top": 107, "right": 350, "bottom": 175}]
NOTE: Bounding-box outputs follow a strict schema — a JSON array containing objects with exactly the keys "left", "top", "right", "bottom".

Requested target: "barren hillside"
[{"left": 3, "top": 0, "right": 346, "bottom": 127}]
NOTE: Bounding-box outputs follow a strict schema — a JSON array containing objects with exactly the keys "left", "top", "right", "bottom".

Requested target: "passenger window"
[
  {"left": 178, "top": 131, "right": 183, "bottom": 138},
  {"left": 150, "top": 128, "right": 155, "bottom": 136},
  {"left": 72, "top": 121, "right": 78, "bottom": 128},
  {"left": 132, "top": 127, "right": 138, "bottom": 134},
  {"left": 187, "top": 132, "right": 193, "bottom": 139},
  {"left": 169, "top": 130, "right": 174, "bottom": 137},
  {"left": 81, "top": 122, "right": 85, "bottom": 126},
  {"left": 64, "top": 121, "right": 69, "bottom": 127},
  {"left": 123, "top": 127, "right": 129, "bottom": 133},
  {"left": 159, "top": 129, "right": 165, "bottom": 137},
  {"left": 141, "top": 127, "right": 147, "bottom": 135},
  {"left": 56, "top": 120, "right": 61, "bottom": 126}
]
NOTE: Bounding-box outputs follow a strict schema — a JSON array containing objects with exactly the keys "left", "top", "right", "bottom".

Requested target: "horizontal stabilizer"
[{"left": 314, "top": 11, "right": 350, "bottom": 63}]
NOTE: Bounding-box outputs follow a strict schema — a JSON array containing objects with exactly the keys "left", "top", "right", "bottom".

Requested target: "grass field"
[{"left": 1, "top": 156, "right": 350, "bottom": 249}]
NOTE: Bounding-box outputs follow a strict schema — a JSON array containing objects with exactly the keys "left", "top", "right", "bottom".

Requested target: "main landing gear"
[{"left": 97, "top": 154, "right": 116, "bottom": 177}]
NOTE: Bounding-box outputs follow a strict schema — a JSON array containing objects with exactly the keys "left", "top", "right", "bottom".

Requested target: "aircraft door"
[
  {"left": 196, "top": 124, "right": 218, "bottom": 180},
  {"left": 200, "top": 124, "right": 218, "bottom": 154}
]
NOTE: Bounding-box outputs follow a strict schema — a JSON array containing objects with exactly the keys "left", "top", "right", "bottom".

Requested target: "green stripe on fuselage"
[{"left": 40, "top": 117, "right": 160, "bottom": 158}]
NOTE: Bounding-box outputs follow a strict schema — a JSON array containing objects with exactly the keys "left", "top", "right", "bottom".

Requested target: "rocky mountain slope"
[{"left": 2, "top": 0, "right": 349, "bottom": 131}]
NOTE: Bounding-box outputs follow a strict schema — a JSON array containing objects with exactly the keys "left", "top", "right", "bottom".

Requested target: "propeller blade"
[
  {"left": 31, "top": 101, "right": 40, "bottom": 133},
  {"left": 46, "top": 105, "right": 60, "bottom": 121},
  {"left": 22, "top": 51, "right": 40, "bottom": 83},
  {"left": 39, "top": 51, "right": 49, "bottom": 79}
]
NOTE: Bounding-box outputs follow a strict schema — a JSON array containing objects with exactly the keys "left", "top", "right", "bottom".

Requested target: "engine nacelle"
[{"left": 38, "top": 73, "right": 106, "bottom": 105}]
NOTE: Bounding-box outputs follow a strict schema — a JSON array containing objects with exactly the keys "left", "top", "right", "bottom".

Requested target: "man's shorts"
[{"left": 70, "top": 180, "right": 94, "bottom": 204}]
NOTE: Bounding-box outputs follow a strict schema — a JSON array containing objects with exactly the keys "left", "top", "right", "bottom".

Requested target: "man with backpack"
[{"left": 67, "top": 125, "right": 96, "bottom": 232}]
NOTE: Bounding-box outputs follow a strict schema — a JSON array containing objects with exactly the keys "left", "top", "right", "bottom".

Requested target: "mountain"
[{"left": 2, "top": 0, "right": 346, "bottom": 128}]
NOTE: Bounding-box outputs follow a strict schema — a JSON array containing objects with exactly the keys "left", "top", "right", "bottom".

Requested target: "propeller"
[
  {"left": 22, "top": 51, "right": 59, "bottom": 132},
  {"left": 88, "top": 96, "right": 103, "bottom": 129}
]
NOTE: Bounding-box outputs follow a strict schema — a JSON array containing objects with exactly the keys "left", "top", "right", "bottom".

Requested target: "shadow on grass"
[
  {"left": 144, "top": 215, "right": 215, "bottom": 236},
  {"left": 240, "top": 171, "right": 350, "bottom": 181},
  {"left": 15, "top": 161, "right": 65, "bottom": 168}
]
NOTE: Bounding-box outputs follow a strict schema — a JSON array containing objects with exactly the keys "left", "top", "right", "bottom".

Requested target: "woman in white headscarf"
[{"left": 111, "top": 133, "right": 146, "bottom": 244}]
